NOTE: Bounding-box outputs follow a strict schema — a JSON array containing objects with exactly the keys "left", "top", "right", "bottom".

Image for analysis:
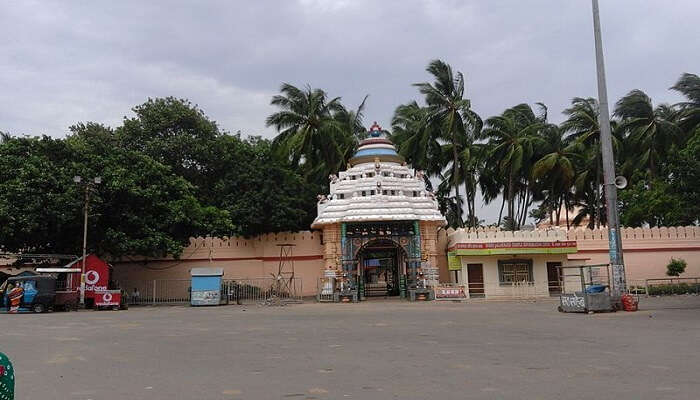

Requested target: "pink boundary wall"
[
  {"left": 566, "top": 226, "right": 700, "bottom": 285},
  {"left": 112, "top": 232, "right": 325, "bottom": 297},
  {"left": 111, "top": 226, "right": 699, "bottom": 296}
]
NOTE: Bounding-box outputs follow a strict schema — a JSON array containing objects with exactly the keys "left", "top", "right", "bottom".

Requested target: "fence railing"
[
  {"left": 117, "top": 279, "right": 191, "bottom": 305},
  {"left": 222, "top": 277, "right": 303, "bottom": 304},
  {"left": 317, "top": 277, "right": 335, "bottom": 302},
  {"left": 116, "top": 278, "right": 303, "bottom": 305}
]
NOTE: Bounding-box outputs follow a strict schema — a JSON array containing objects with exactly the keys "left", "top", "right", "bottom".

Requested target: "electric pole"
[
  {"left": 74, "top": 175, "right": 101, "bottom": 306},
  {"left": 591, "top": 0, "right": 626, "bottom": 298}
]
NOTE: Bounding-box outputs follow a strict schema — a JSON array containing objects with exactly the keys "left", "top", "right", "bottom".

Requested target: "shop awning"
[{"left": 449, "top": 240, "right": 577, "bottom": 256}]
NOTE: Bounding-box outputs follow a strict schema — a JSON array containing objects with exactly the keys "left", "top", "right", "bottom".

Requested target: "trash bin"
[{"left": 190, "top": 268, "right": 224, "bottom": 306}]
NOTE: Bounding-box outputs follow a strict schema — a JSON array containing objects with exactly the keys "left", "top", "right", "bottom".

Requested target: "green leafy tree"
[
  {"left": 0, "top": 126, "right": 229, "bottom": 257},
  {"left": 619, "top": 129, "right": 700, "bottom": 227},
  {"left": 117, "top": 97, "right": 223, "bottom": 197},
  {"left": 205, "top": 135, "right": 321, "bottom": 236},
  {"left": 68, "top": 123, "right": 231, "bottom": 257},
  {"left": 0, "top": 135, "right": 80, "bottom": 253},
  {"left": 666, "top": 258, "right": 687, "bottom": 277}
]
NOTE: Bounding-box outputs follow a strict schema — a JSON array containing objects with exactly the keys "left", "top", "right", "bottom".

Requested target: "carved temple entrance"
[
  {"left": 355, "top": 239, "right": 404, "bottom": 298},
  {"left": 341, "top": 221, "right": 422, "bottom": 300}
]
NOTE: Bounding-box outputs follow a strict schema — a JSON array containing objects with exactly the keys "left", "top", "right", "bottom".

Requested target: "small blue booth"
[{"left": 190, "top": 267, "right": 224, "bottom": 306}]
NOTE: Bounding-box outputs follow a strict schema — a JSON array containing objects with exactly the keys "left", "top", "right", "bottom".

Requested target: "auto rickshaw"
[{"left": 0, "top": 275, "right": 56, "bottom": 313}]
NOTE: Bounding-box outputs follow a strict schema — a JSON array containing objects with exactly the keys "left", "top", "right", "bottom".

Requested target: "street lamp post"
[
  {"left": 591, "top": 0, "right": 626, "bottom": 299},
  {"left": 73, "top": 175, "right": 101, "bottom": 306}
]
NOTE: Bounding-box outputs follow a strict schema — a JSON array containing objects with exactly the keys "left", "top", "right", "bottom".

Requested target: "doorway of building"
[
  {"left": 547, "top": 262, "right": 563, "bottom": 296},
  {"left": 467, "top": 264, "right": 485, "bottom": 298},
  {"left": 356, "top": 239, "right": 404, "bottom": 298}
]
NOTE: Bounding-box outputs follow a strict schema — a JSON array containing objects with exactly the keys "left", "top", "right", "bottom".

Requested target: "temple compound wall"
[
  {"left": 112, "top": 232, "right": 325, "bottom": 297},
  {"left": 111, "top": 225, "right": 700, "bottom": 298},
  {"left": 566, "top": 226, "right": 700, "bottom": 285}
]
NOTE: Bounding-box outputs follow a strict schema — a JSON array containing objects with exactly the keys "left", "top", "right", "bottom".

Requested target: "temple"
[{"left": 311, "top": 122, "right": 445, "bottom": 301}]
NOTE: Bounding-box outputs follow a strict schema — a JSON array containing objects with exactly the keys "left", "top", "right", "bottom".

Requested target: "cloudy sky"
[{"left": 1, "top": 0, "right": 698, "bottom": 220}]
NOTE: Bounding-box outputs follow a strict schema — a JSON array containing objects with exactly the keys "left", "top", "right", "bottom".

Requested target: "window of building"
[
  {"left": 366, "top": 172, "right": 374, "bottom": 178},
  {"left": 370, "top": 190, "right": 375, "bottom": 195},
  {"left": 390, "top": 190, "right": 396, "bottom": 195},
  {"left": 350, "top": 175, "right": 356, "bottom": 180},
  {"left": 382, "top": 190, "right": 388, "bottom": 195},
  {"left": 413, "top": 191, "right": 419, "bottom": 197},
  {"left": 498, "top": 260, "right": 533, "bottom": 285},
  {"left": 337, "top": 193, "right": 345, "bottom": 199},
  {"left": 361, "top": 190, "right": 366, "bottom": 196},
  {"left": 382, "top": 171, "right": 391, "bottom": 177}
]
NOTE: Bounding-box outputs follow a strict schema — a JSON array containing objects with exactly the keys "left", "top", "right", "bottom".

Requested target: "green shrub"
[
  {"left": 647, "top": 283, "right": 700, "bottom": 296},
  {"left": 666, "top": 258, "right": 687, "bottom": 277}
]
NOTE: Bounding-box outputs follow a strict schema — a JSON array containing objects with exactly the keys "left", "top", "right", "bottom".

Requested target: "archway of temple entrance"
[{"left": 354, "top": 239, "right": 407, "bottom": 299}]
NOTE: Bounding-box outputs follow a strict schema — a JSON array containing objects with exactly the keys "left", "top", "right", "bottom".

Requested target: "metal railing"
[
  {"left": 317, "top": 277, "right": 335, "bottom": 302},
  {"left": 117, "top": 279, "right": 191, "bottom": 305},
  {"left": 117, "top": 278, "right": 303, "bottom": 305},
  {"left": 222, "top": 278, "right": 303, "bottom": 305}
]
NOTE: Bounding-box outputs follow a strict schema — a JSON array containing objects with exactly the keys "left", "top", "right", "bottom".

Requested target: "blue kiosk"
[{"left": 190, "top": 267, "right": 224, "bottom": 306}]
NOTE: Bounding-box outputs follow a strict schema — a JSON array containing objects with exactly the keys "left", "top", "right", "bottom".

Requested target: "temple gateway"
[{"left": 311, "top": 123, "right": 446, "bottom": 301}]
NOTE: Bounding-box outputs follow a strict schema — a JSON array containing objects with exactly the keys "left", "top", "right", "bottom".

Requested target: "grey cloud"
[{"left": 1, "top": 0, "right": 698, "bottom": 221}]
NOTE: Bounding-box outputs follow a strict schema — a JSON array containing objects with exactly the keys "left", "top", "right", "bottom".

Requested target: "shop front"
[{"left": 447, "top": 229, "right": 578, "bottom": 299}]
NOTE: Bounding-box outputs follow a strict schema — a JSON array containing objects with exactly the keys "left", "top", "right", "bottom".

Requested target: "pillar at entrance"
[
  {"left": 322, "top": 223, "right": 342, "bottom": 272},
  {"left": 420, "top": 220, "right": 441, "bottom": 269}
]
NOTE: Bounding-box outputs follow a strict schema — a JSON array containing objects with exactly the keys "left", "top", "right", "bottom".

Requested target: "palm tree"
[
  {"left": 414, "top": 60, "right": 480, "bottom": 228},
  {"left": 572, "top": 186, "right": 607, "bottom": 229},
  {"left": 560, "top": 97, "right": 620, "bottom": 228},
  {"left": 436, "top": 180, "right": 464, "bottom": 229},
  {"left": 441, "top": 136, "right": 485, "bottom": 229},
  {"left": 478, "top": 156, "right": 507, "bottom": 226},
  {"left": 483, "top": 104, "right": 544, "bottom": 230},
  {"left": 614, "top": 89, "right": 682, "bottom": 177},
  {"left": 334, "top": 95, "right": 369, "bottom": 170},
  {"left": 531, "top": 125, "right": 578, "bottom": 228},
  {"left": 670, "top": 73, "right": 700, "bottom": 136},
  {"left": 391, "top": 101, "right": 442, "bottom": 176},
  {"left": 266, "top": 83, "right": 346, "bottom": 176}
]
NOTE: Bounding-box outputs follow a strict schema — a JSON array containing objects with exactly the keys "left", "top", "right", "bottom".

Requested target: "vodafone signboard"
[
  {"left": 94, "top": 290, "right": 121, "bottom": 307},
  {"left": 82, "top": 255, "right": 110, "bottom": 298}
]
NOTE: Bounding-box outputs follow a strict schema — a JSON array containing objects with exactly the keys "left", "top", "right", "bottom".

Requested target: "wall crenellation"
[
  {"left": 187, "top": 231, "right": 320, "bottom": 250},
  {"left": 567, "top": 226, "right": 699, "bottom": 241}
]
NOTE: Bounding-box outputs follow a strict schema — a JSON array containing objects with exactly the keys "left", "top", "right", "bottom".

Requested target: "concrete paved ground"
[{"left": 1, "top": 296, "right": 699, "bottom": 400}]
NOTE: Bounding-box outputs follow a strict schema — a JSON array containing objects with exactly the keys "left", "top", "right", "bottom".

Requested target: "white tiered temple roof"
[{"left": 311, "top": 123, "right": 446, "bottom": 228}]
